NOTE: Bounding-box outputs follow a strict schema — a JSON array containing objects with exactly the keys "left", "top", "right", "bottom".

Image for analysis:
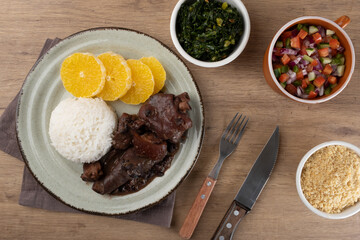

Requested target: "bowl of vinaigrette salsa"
[{"left": 263, "top": 16, "right": 355, "bottom": 104}]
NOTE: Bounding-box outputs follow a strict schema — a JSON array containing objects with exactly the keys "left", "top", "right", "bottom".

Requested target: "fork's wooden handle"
[{"left": 179, "top": 176, "right": 217, "bottom": 239}]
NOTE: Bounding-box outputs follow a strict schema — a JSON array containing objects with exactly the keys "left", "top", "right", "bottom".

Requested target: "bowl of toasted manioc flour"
[{"left": 296, "top": 141, "right": 360, "bottom": 219}]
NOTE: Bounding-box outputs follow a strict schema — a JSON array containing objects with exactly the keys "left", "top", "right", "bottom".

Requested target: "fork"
[{"left": 179, "top": 113, "right": 249, "bottom": 239}]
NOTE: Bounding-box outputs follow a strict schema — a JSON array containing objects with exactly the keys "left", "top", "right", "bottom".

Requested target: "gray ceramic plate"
[{"left": 16, "top": 28, "right": 204, "bottom": 215}]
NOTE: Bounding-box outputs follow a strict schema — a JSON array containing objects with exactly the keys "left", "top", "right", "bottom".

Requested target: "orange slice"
[
  {"left": 140, "top": 56, "right": 166, "bottom": 94},
  {"left": 60, "top": 53, "right": 106, "bottom": 98},
  {"left": 96, "top": 52, "right": 132, "bottom": 101},
  {"left": 120, "top": 59, "right": 154, "bottom": 105}
]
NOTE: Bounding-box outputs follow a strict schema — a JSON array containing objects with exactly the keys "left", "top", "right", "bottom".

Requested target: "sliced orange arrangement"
[
  {"left": 60, "top": 52, "right": 166, "bottom": 104},
  {"left": 120, "top": 59, "right": 155, "bottom": 105},
  {"left": 140, "top": 57, "right": 166, "bottom": 94},
  {"left": 97, "top": 52, "right": 132, "bottom": 101},
  {"left": 60, "top": 53, "right": 106, "bottom": 98}
]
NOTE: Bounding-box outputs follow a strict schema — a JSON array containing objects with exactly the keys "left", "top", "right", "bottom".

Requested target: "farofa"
[{"left": 301, "top": 145, "right": 360, "bottom": 214}]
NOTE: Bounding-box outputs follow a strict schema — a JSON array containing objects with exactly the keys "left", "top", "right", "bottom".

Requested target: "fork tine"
[
  {"left": 229, "top": 115, "right": 245, "bottom": 143},
  {"left": 234, "top": 118, "right": 249, "bottom": 145},
  {"left": 221, "top": 112, "right": 239, "bottom": 138},
  {"left": 226, "top": 114, "right": 243, "bottom": 141}
]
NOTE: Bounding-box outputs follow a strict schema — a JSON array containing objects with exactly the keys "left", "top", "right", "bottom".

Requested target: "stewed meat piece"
[
  {"left": 81, "top": 92, "right": 193, "bottom": 195},
  {"left": 138, "top": 93, "right": 192, "bottom": 143},
  {"left": 80, "top": 161, "right": 103, "bottom": 182}
]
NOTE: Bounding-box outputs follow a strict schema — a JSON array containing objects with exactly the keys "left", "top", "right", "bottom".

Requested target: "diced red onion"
[
  {"left": 328, "top": 48, "right": 332, "bottom": 55},
  {"left": 300, "top": 58, "right": 309, "bottom": 66},
  {"left": 331, "top": 64, "right": 337, "bottom": 72},
  {"left": 313, "top": 70, "right": 321, "bottom": 76},
  {"left": 286, "top": 70, "right": 296, "bottom": 84},
  {"left": 315, "top": 88, "right": 320, "bottom": 94},
  {"left": 301, "top": 94, "right": 309, "bottom": 99},
  {"left": 324, "top": 80, "right": 329, "bottom": 88},
  {"left": 292, "top": 29, "right": 299, "bottom": 37},
  {"left": 337, "top": 46, "right": 345, "bottom": 52},
  {"left": 313, "top": 58, "right": 323, "bottom": 70},
  {"left": 299, "top": 63, "right": 305, "bottom": 69},
  {"left": 303, "top": 39, "right": 310, "bottom": 47},
  {"left": 272, "top": 53, "right": 277, "bottom": 62},
  {"left": 296, "top": 87, "right": 302, "bottom": 97},
  {"left": 309, "top": 43, "right": 316, "bottom": 48},
  {"left": 302, "top": 69, "right": 308, "bottom": 76},
  {"left": 280, "top": 48, "right": 299, "bottom": 55},
  {"left": 318, "top": 26, "right": 326, "bottom": 38},
  {"left": 319, "top": 85, "right": 324, "bottom": 96},
  {"left": 294, "top": 55, "right": 302, "bottom": 64},
  {"left": 308, "top": 36, "right": 315, "bottom": 44},
  {"left": 288, "top": 61, "right": 296, "bottom": 68}
]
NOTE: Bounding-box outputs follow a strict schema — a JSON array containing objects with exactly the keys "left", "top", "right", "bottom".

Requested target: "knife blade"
[{"left": 212, "top": 126, "right": 280, "bottom": 240}]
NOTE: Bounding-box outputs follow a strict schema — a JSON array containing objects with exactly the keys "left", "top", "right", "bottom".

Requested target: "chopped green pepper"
[
  {"left": 296, "top": 24, "right": 303, "bottom": 30},
  {"left": 305, "top": 84, "right": 315, "bottom": 94},
  {"left": 281, "top": 65, "right": 289, "bottom": 73},
  {"left": 293, "top": 80, "right": 302, "bottom": 87},
  {"left": 285, "top": 38, "right": 291, "bottom": 48},
  {"left": 325, "top": 87, "right": 332, "bottom": 95},
  {"left": 293, "top": 65, "right": 299, "bottom": 73},
  {"left": 274, "top": 68, "right": 281, "bottom": 78},
  {"left": 280, "top": 82, "right": 287, "bottom": 88}
]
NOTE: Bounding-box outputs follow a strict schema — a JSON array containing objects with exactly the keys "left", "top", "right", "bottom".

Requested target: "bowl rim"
[
  {"left": 170, "top": 0, "right": 251, "bottom": 68},
  {"left": 268, "top": 16, "right": 355, "bottom": 104},
  {"left": 296, "top": 140, "right": 360, "bottom": 219}
]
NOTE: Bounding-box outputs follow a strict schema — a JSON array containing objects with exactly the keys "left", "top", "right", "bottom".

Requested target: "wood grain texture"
[
  {"left": 0, "top": 0, "right": 360, "bottom": 239},
  {"left": 179, "top": 177, "right": 217, "bottom": 239}
]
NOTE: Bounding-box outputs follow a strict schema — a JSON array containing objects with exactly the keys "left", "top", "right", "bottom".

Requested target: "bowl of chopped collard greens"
[{"left": 170, "top": 0, "right": 250, "bottom": 68}]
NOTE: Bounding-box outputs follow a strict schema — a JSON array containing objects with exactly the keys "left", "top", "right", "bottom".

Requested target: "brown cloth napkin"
[{"left": 0, "top": 38, "right": 175, "bottom": 227}]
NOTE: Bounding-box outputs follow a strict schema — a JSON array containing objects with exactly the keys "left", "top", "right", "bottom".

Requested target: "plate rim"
[{"left": 15, "top": 27, "right": 205, "bottom": 215}]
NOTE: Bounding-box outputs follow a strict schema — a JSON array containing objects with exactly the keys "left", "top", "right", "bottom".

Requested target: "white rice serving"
[{"left": 49, "top": 97, "right": 117, "bottom": 163}]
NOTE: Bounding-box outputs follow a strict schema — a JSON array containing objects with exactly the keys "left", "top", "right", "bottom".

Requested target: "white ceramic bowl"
[
  {"left": 296, "top": 141, "right": 360, "bottom": 219},
  {"left": 170, "top": 0, "right": 250, "bottom": 68}
]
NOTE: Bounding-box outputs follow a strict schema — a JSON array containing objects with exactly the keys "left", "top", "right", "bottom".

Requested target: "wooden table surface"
[{"left": 1, "top": 0, "right": 360, "bottom": 239}]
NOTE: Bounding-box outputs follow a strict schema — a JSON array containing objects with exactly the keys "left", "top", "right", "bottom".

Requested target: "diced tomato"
[
  {"left": 290, "top": 36, "right": 301, "bottom": 49},
  {"left": 318, "top": 48, "right": 329, "bottom": 57},
  {"left": 312, "top": 33, "right": 322, "bottom": 44},
  {"left": 325, "top": 36, "right": 335, "bottom": 43},
  {"left": 300, "top": 44, "right": 307, "bottom": 55},
  {"left": 329, "top": 39, "right": 340, "bottom": 49},
  {"left": 310, "top": 59, "right": 319, "bottom": 67},
  {"left": 308, "top": 90, "right": 318, "bottom": 99},
  {"left": 297, "top": 29, "right": 308, "bottom": 39},
  {"left": 314, "top": 76, "right": 326, "bottom": 88},
  {"left": 279, "top": 73, "right": 290, "bottom": 83},
  {"left": 328, "top": 75, "right": 337, "bottom": 85},
  {"left": 281, "top": 31, "right": 292, "bottom": 41},
  {"left": 273, "top": 47, "right": 283, "bottom": 57},
  {"left": 289, "top": 55, "right": 297, "bottom": 61},
  {"left": 285, "top": 84, "right": 297, "bottom": 95},
  {"left": 306, "top": 65, "right": 313, "bottom": 72},
  {"left": 323, "top": 64, "right": 333, "bottom": 75},
  {"left": 273, "top": 64, "right": 283, "bottom": 69},
  {"left": 281, "top": 54, "right": 291, "bottom": 65},
  {"left": 296, "top": 71, "right": 304, "bottom": 80},
  {"left": 305, "top": 78, "right": 310, "bottom": 85},
  {"left": 331, "top": 48, "right": 338, "bottom": 57},
  {"left": 302, "top": 79, "right": 308, "bottom": 89}
]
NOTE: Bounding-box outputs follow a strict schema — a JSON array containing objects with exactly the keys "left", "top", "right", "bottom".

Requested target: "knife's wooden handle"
[
  {"left": 211, "top": 200, "right": 248, "bottom": 240},
  {"left": 179, "top": 176, "right": 217, "bottom": 239}
]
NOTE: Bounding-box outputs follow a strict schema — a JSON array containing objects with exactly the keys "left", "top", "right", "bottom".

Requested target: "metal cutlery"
[
  {"left": 211, "top": 126, "right": 280, "bottom": 240},
  {"left": 179, "top": 113, "right": 249, "bottom": 239}
]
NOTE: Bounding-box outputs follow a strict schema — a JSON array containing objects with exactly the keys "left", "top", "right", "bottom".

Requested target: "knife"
[{"left": 212, "top": 126, "right": 280, "bottom": 240}]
